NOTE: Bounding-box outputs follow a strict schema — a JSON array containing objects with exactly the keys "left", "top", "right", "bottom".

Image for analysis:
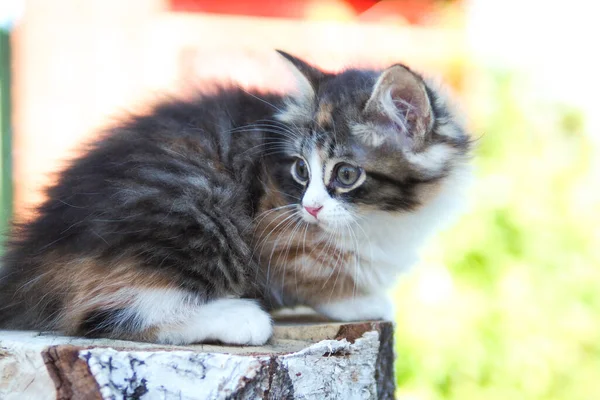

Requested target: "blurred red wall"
[{"left": 11, "top": 0, "right": 466, "bottom": 217}]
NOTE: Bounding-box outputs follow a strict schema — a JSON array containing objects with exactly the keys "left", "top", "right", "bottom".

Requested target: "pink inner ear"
[
  {"left": 391, "top": 83, "right": 431, "bottom": 116},
  {"left": 391, "top": 86, "right": 432, "bottom": 137},
  {"left": 362, "top": 65, "right": 433, "bottom": 148},
  {"left": 387, "top": 78, "right": 432, "bottom": 142}
]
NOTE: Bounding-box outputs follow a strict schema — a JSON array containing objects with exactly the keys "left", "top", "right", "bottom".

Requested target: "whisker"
[
  {"left": 227, "top": 127, "right": 298, "bottom": 142},
  {"left": 238, "top": 89, "right": 286, "bottom": 115},
  {"left": 237, "top": 89, "right": 304, "bottom": 133},
  {"left": 263, "top": 212, "right": 301, "bottom": 287},
  {"left": 246, "top": 205, "right": 297, "bottom": 233},
  {"left": 252, "top": 204, "right": 297, "bottom": 222},
  {"left": 317, "top": 225, "right": 340, "bottom": 291},
  {"left": 228, "top": 122, "right": 300, "bottom": 137},
  {"left": 276, "top": 217, "right": 305, "bottom": 296},
  {"left": 297, "top": 222, "right": 310, "bottom": 298},
  {"left": 345, "top": 221, "right": 361, "bottom": 300},
  {"left": 253, "top": 208, "right": 297, "bottom": 238},
  {"left": 326, "top": 222, "right": 346, "bottom": 300}
]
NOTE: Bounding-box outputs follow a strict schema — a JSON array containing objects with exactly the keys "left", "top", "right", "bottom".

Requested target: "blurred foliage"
[{"left": 392, "top": 67, "right": 600, "bottom": 400}]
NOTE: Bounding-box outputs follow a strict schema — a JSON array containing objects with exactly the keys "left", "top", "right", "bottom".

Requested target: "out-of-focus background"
[{"left": 1, "top": 1, "right": 598, "bottom": 398}]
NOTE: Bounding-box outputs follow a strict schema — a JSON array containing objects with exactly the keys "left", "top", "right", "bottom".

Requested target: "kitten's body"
[{"left": 0, "top": 52, "right": 470, "bottom": 345}]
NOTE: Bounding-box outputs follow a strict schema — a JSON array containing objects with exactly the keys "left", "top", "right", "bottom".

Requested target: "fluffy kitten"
[{"left": 0, "top": 51, "right": 471, "bottom": 345}]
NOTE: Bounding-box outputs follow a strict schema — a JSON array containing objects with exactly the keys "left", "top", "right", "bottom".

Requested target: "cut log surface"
[{"left": 0, "top": 313, "right": 395, "bottom": 400}]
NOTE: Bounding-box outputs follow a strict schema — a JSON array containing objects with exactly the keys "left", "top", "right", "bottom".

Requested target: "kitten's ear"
[
  {"left": 364, "top": 65, "right": 433, "bottom": 148},
  {"left": 276, "top": 50, "right": 325, "bottom": 98}
]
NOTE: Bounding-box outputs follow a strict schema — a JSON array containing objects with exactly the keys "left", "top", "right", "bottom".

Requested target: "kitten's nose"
[{"left": 304, "top": 205, "right": 323, "bottom": 218}]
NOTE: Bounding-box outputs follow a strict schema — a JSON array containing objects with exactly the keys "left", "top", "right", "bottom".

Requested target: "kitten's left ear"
[
  {"left": 364, "top": 65, "right": 433, "bottom": 149},
  {"left": 276, "top": 50, "right": 326, "bottom": 98}
]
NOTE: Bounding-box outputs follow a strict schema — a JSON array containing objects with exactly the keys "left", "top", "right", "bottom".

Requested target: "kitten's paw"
[
  {"left": 157, "top": 298, "right": 273, "bottom": 346},
  {"left": 314, "top": 295, "right": 394, "bottom": 322},
  {"left": 209, "top": 299, "right": 273, "bottom": 346}
]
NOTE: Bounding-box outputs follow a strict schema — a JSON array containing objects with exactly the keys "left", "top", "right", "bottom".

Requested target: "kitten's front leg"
[
  {"left": 154, "top": 297, "right": 273, "bottom": 345},
  {"left": 69, "top": 288, "right": 273, "bottom": 345},
  {"left": 313, "top": 294, "right": 394, "bottom": 322}
]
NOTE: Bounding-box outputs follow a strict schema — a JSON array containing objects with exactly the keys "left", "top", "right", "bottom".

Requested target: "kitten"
[{"left": 0, "top": 51, "right": 471, "bottom": 345}]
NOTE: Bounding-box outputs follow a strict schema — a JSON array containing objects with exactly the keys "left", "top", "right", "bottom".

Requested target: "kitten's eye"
[
  {"left": 292, "top": 158, "right": 309, "bottom": 184},
  {"left": 335, "top": 163, "right": 361, "bottom": 187}
]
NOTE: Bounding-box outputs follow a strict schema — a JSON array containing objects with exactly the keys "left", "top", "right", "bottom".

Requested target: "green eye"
[
  {"left": 292, "top": 158, "right": 309, "bottom": 183},
  {"left": 335, "top": 163, "right": 361, "bottom": 187}
]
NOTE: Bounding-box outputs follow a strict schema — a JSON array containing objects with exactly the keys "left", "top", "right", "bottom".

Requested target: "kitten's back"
[{"left": 0, "top": 87, "right": 281, "bottom": 342}]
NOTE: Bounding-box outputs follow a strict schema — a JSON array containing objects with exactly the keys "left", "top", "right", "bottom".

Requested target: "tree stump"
[{"left": 0, "top": 313, "right": 395, "bottom": 399}]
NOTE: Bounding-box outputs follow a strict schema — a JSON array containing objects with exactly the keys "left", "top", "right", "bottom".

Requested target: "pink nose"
[{"left": 305, "top": 206, "right": 323, "bottom": 218}]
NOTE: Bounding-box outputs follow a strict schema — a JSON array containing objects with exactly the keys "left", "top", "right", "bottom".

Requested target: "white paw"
[
  {"left": 156, "top": 298, "right": 273, "bottom": 346},
  {"left": 314, "top": 295, "right": 394, "bottom": 322},
  {"left": 206, "top": 299, "right": 273, "bottom": 346}
]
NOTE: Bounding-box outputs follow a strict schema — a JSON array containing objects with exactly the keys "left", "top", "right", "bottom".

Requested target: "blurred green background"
[
  {"left": 390, "top": 2, "right": 600, "bottom": 399},
  {"left": 393, "top": 69, "right": 600, "bottom": 399},
  {"left": 0, "top": 28, "right": 12, "bottom": 243}
]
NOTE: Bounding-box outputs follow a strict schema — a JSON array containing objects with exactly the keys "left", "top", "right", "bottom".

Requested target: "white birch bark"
[{"left": 0, "top": 320, "right": 395, "bottom": 400}]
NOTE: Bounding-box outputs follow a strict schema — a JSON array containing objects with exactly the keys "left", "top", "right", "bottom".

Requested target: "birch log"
[{"left": 0, "top": 314, "right": 395, "bottom": 400}]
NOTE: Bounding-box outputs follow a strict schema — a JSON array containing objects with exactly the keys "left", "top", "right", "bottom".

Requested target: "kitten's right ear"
[
  {"left": 276, "top": 50, "right": 325, "bottom": 99},
  {"left": 364, "top": 64, "right": 433, "bottom": 149}
]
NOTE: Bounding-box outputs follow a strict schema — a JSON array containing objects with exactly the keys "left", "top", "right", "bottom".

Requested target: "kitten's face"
[
  {"left": 289, "top": 142, "right": 368, "bottom": 229},
  {"left": 265, "top": 52, "right": 469, "bottom": 232}
]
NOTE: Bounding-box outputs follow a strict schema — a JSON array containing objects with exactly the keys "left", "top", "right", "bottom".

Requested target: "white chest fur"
[{"left": 343, "top": 166, "right": 472, "bottom": 293}]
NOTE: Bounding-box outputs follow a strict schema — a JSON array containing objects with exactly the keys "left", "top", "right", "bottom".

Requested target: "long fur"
[{"left": 0, "top": 52, "right": 471, "bottom": 345}]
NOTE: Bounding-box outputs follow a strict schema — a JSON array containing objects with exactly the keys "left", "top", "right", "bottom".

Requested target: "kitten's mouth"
[
  {"left": 300, "top": 209, "right": 320, "bottom": 225},
  {"left": 308, "top": 219, "right": 338, "bottom": 235},
  {"left": 302, "top": 215, "right": 320, "bottom": 226},
  {"left": 300, "top": 214, "right": 329, "bottom": 232},
  {"left": 300, "top": 212, "right": 344, "bottom": 234}
]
